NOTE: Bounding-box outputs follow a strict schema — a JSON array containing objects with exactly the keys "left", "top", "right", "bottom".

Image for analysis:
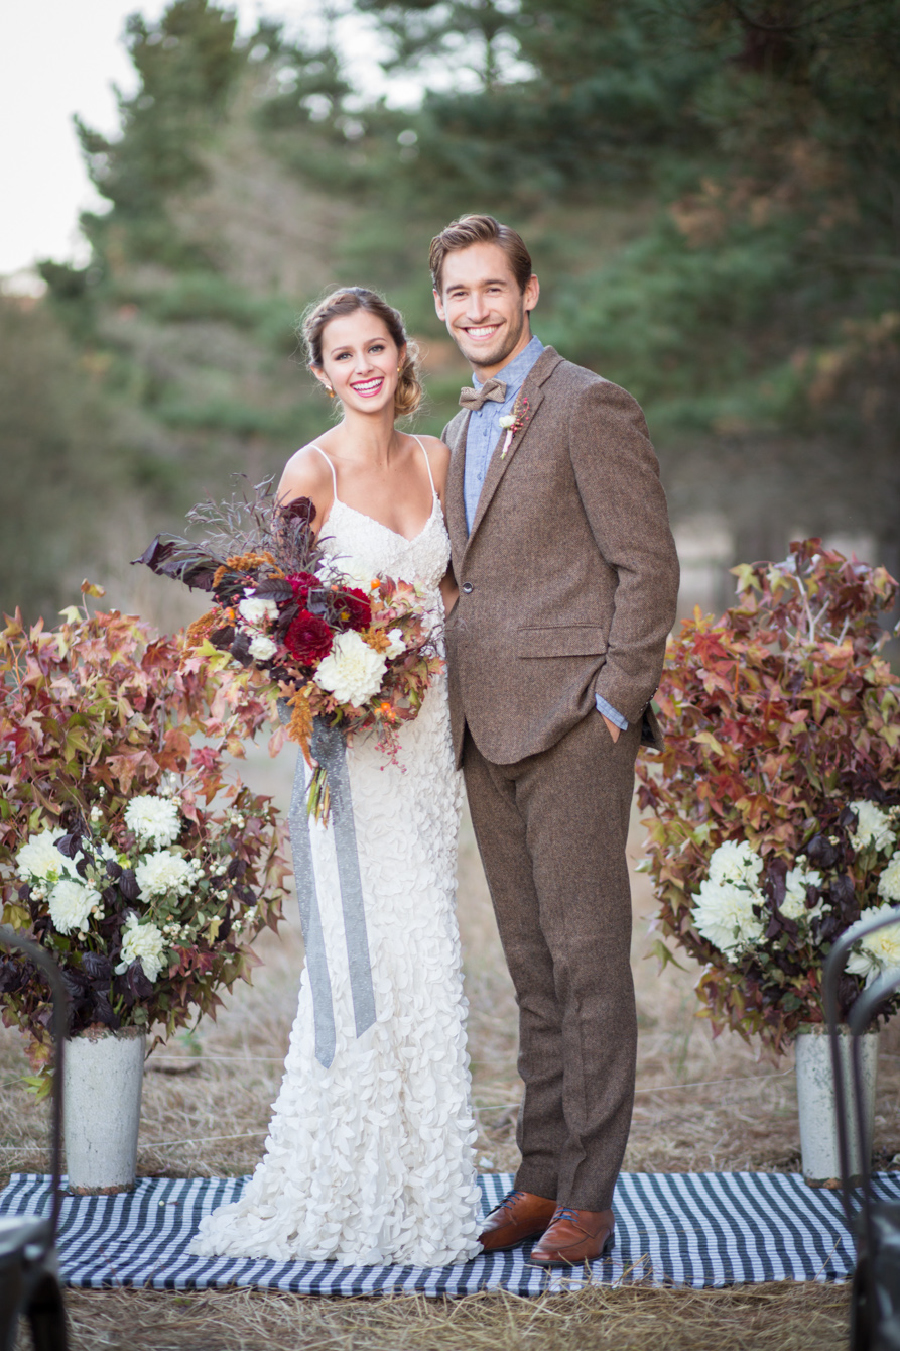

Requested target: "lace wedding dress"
[{"left": 192, "top": 440, "right": 482, "bottom": 1267}]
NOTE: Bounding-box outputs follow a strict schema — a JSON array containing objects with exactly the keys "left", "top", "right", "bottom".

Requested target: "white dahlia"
[
  {"left": 708, "top": 839, "right": 764, "bottom": 890},
  {"left": 116, "top": 914, "right": 166, "bottom": 983},
  {"left": 48, "top": 878, "right": 101, "bottom": 935},
  {"left": 313, "top": 630, "right": 387, "bottom": 707},
  {"left": 249, "top": 633, "right": 278, "bottom": 661},
  {"left": 780, "top": 860, "right": 824, "bottom": 921},
  {"left": 125, "top": 794, "right": 181, "bottom": 848},
  {"left": 238, "top": 595, "right": 278, "bottom": 625},
  {"left": 692, "top": 877, "right": 765, "bottom": 959},
  {"left": 877, "top": 851, "right": 900, "bottom": 904},
  {"left": 849, "top": 800, "right": 895, "bottom": 855},
  {"left": 134, "top": 850, "right": 194, "bottom": 900},
  {"left": 15, "top": 829, "right": 79, "bottom": 884},
  {"left": 846, "top": 907, "right": 900, "bottom": 985}
]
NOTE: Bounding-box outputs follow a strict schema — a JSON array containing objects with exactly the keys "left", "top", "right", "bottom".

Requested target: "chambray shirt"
[{"left": 462, "top": 333, "right": 628, "bottom": 732}]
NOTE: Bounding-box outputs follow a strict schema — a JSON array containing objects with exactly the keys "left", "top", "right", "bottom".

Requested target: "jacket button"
[{"left": 462, "top": 582, "right": 474, "bottom": 594}]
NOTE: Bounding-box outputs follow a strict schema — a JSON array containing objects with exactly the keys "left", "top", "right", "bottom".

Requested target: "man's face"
[{"left": 434, "top": 241, "right": 539, "bottom": 377}]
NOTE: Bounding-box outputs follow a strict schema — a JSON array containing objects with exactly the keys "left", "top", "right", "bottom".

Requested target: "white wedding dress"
[{"left": 192, "top": 439, "right": 482, "bottom": 1267}]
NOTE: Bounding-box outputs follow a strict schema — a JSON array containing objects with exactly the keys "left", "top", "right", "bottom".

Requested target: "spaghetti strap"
[
  {"left": 411, "top": 435, "right": 437, "bottom": 496},
  {"left": 309, "top": 443, "right": 339, "bottom": 501}
]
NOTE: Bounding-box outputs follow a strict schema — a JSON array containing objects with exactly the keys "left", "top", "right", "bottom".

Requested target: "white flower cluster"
[
  {"left": 48, "top": 878, "right": 103, "bottom": 936},
  {"left": 116, "top": 914, "right": 166, "bottom": 983},
  {"left": 692, "top": 840, "right": 765, "bottom": 959},
  {"left": 125, "top": 794, "right": 181, "bottom": 848},
  {"left": 318, "top": 556, "right": 381, "bottom": 593},
  {"left": 313, "top": 630, "right": 387, "bottom": 707},
  {"left": 850, "top": 800, "right": 896, "bottom": 855},
  {"left": 15, "top": 830, "right": 78, "bottom": 887},
  {"left": 780, "top": 859, "right": 824, "bottom": 921},
  {"left": 238, "top": 595, "right": 278, "bottom": 625},
  {"left": 134, "top": 851, "right": 201, "bottom": 900},
  {"left": 878, "top": 852, "right": 900, "bottom": 904},
  {"left": 846, "top": 908, "right": 900, "bottom": 986}
]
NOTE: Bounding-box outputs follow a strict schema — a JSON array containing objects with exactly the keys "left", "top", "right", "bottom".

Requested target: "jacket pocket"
[{"left": 516, "top": 625, "right": 608, "bottom": 658}]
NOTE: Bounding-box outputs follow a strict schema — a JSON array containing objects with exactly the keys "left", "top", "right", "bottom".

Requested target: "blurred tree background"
[{"left": 2, "top": 0, "right": 898, "bottom": 624}]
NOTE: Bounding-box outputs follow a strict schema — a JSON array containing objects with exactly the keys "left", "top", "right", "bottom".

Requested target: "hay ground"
[{"left": 4, "top": 744, "right": 897, "bottom": 1348}]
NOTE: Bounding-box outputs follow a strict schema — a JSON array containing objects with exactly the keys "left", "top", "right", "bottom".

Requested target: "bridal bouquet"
[
  {"left": 136, "top": 481, "right": 443, "bottom": 818},
  {"left": 636, "top": 540, "right": 900, "bottom": 1052},
  {"left": 0, "top": 592, "right": 288, "bottom": 1090}
]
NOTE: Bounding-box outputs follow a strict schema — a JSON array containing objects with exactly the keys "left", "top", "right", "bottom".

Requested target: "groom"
[{"left": 432, "top": 214, "right": 679, "bottom": 1266}]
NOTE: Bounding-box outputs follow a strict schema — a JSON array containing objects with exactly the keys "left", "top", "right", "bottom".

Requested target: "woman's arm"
[
  {"left": 276, "top": 446, "right": 335, "bottom": 539},
  {"left": 419, "top": 436, "right": 459, "bottom": 613}
]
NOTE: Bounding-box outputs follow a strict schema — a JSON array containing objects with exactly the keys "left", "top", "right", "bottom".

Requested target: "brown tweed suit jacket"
[{"left": 441, "top": 345, "right": 680, "bottom": 767}]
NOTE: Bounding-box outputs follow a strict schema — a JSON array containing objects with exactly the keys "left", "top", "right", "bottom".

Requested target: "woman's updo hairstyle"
[{"left": 301, "top": 287, "right": 423, "bottom": 419}]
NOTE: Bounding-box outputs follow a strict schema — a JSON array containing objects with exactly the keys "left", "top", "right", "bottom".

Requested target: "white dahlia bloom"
[
  {"left": 134, "top": 850, "right": 194, "bottom": 900},
  {"left": 850, "top": 800, "right": 895, "bottom": 855},
  {"left": 313, "top": 630, "right": 387, "bottom": 707},
  {"left": 238, "top": 595, "right": 278, "bottom": 625},
  {"left": 48, "top": 878, "right": 101, "bottom": 935},
  {"left": 320, "top": 556, "right": 380, "bottom": 592},
  {"left": 116, "top": 914, "right": 166, "bottom": 983},
  {"left": 877, "top": 851, "right": 900, "bottom": 904},
  {"left": 708, "top": 839, "right": 764, "bottom": 889},
  {"left": 780, "top": 860, "right": 824, "bottom": 921},
  {"left": 125, "top": 794, "right": 181, "bottom": 848},
  {"left": 846, "top": 907, "right": 900, "bottom": 985},
  {"left": 692, "top": 877, "right": 765, "bottom": 959},
  {"left": 15, "top": 830, "right": 79, "bottom": 884},
  {"left": 249, "top": 633, "right": 278, "bottom": 661}
]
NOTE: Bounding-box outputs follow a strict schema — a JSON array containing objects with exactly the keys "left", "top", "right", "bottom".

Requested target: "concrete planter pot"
[
  {"left": 795, "top": 1024, "right": 878, "bottom": 1188},
  {"left": 63, "top": 1025, "right": 146, "bottom": 1194}
]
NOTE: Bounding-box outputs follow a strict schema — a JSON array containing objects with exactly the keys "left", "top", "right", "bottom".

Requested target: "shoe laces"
[
  {"left": 552, "top": 1206, "right": 580, "bottom": 1226},
  {"left": 498, "top": 1189, "right": 528, "bottom": 1213}
]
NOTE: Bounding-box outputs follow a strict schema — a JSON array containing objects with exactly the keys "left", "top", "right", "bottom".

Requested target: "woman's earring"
[
  {"left": 326, "top": 384, "right": 335, "bottom": 399},
  {"left": 397, "top": 364, "right": 402, "bottom": 374}
]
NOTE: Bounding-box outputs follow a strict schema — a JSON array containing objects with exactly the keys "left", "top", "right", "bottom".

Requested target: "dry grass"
[{"left": 3, "top": 742, "right": 891, "bottom": 1347}]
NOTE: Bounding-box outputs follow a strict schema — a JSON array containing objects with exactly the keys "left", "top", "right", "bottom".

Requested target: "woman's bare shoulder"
[
  {"left": 277, "top": 442, "right": 334, "bottom": 502},
  {"left": 414, "top": 433, "right": 451, "bottom": 472}
]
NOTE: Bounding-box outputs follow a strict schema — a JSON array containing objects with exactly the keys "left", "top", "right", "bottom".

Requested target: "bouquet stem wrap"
[{"left": 280, "top": 702, "right": 375, "bottom": 1067}]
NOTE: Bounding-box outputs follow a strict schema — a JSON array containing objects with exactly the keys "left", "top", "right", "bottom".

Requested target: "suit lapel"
[
  {"left": 444, "top": 409, "right": 471, "bottom": 560},
  {"left": 465, "top": 346, "right": 563, "bottom": 555}
]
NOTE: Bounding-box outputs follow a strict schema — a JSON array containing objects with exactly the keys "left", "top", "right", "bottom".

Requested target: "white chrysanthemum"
[
  {"left": 878, "top": 851, "right": 900, "bottom": 904},
  {"left": 48, "top": 878, "right": 101, "bottom": 935},
  {"left": 238, "top": 596, "right": 278, "bottom": 625},
  {"left": 850, "top": 800, "right": 895, "bottom": 855},
  {"left": 384, "top": 627, "right": 406, "bottom": 660},
  {"left": 780, "top": 861, "right": 824, "bottom": 921},
  {"left": 15, "top": 830, "right": 79, "bottom": 884},
  {"left": 116, "top": 914, "right": 166, "bottom": 983},
  {"left": 708, "top": 839, "right": 764, "bottom": 889},
  {"left": 692, "top": 877, "right": 765, "bottom": 959},
  {"left": 846, "top": 906, "right": 900, "bottom": 985},
  {"left": 313, "top": 630, "right": 387, "bottom": 707},
  {"left": 134, "top": 850, "right": 194, "bottom": 899},
  {"left": 125, "top": 795, "right": 181, "bottom": 848},
  {"left": 249, "top": 633, "right": 278, "bottom": 661}
]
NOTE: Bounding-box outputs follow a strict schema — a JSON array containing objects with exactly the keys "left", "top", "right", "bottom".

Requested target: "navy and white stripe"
[{"left": 2, "top": 1171, "right": 892, "bottom": 1294}]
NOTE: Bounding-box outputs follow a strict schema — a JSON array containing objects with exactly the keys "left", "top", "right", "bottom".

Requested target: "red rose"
[
  {"left": 285, "top": 610, "right": 333, "bottom": 664},
  {"left": 286, "top": 571, "right": 319, "bottom": 604},
  {"left": 337, "top": 586, "right": 372, "bottom": 632}
]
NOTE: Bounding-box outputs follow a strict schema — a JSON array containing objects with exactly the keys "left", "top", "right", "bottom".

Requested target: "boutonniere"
[{"left": 498, "top": 395, "right": 530, "bottom": 459}]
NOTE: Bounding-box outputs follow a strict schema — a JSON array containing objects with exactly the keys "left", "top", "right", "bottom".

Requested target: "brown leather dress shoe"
[
  {"left": 478, "top": 1189, "right": 557, "bottom": 1253},
  {"left": 529, "top": 1206, "right": 615, "bottom": 1266}
]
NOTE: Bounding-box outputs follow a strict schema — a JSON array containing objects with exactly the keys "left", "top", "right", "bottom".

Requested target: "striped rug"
[{"left": 1, "top": 1170, "right": 892, "bottom": 1294}]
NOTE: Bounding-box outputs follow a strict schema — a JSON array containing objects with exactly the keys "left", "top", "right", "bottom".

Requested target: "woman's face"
[{"left": 314, "top": 311, "right": 404, "bottom": 414}]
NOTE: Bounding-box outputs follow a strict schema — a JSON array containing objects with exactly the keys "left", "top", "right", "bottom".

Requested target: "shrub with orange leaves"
[
  {"left": 636, "top": 541, "right": 900, "bottom": 1053},
  {"left": 0, "top": 583, "right": 290, "bottom": 1088}
]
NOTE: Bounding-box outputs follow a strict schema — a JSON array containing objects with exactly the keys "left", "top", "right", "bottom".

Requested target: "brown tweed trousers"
[{"left": 442, "top": 345, "right": 679, "bottom": 1211}]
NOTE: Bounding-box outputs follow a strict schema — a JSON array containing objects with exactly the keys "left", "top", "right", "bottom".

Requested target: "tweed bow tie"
[{"left": 459, "top": 377, "right": 507, "bottom": 411}]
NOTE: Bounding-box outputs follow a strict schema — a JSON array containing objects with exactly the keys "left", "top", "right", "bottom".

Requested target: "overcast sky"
[{"left": 0, "top": 1, "right": 407, "bottom": 282}]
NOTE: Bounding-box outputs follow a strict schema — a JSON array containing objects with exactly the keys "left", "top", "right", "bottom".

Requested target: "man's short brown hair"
[{"left": 429, "top": 214, "right": 533, "bottom": 294}]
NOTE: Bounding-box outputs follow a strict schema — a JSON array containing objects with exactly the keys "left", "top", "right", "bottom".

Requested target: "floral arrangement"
[
  {"left": 636, "top": 540, "right": 900, "bottom": 1052},
  {"left": 0, "top": 587, "right": 289, "bottom": 1090},
  {"left": 136, "top": 481, "right": 442, "bottom": 818}
]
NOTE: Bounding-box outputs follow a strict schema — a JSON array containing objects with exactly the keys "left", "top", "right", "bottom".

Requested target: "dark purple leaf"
[
  {"left": 83, "top": 951, "right": 113, "bottom": 984},
  {"left": 119, "top": 870, "right": 140, "bottom": 902}
]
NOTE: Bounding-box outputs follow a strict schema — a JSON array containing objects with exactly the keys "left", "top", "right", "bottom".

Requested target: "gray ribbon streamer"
[{"left": 278, "top": 703, "right": 376, "bottom": 1068}]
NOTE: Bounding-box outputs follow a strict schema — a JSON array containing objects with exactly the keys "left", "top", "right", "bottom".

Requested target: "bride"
[{"left": 191, "top": 287, "right": 483, "bottom": 1266}]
